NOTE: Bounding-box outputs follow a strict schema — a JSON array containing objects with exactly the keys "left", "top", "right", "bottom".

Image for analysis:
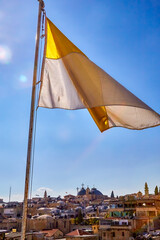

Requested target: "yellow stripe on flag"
[
  {"left": 88, "top": 107, "right": 109, "bottom": 132},
  {"left": 46, "top": 18, "right": 85, "bottom": 59}
]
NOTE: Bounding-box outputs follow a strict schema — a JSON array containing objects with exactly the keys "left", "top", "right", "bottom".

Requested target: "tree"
[
  {"left": 111, "top": 191, "right": 115, "bottom": 198},
  {"left": 77, "top": 209, "right": 83, "bottom": 224},
  {"left": 155, "top": 186, "right": 158, "bottom": 195},
  {"left": 44, "top": 190, "right": 47, "bottom": 198},
  {"left": 89, "top": 218, "right": 99, "bottom": 225},
  {"left": 144, "top": 182, "right": 149, "bottom": 196}
]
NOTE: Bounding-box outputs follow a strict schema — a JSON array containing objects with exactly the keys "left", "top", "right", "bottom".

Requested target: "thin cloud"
[
  {"left": 34, "top": 187, "right": 55, "bottom": 197},
  {"left": 1, "top": 194, "right": 24, "bottom": 202},
  {"left": 33, "top": 187, "right": 70, "bottom": 198}
]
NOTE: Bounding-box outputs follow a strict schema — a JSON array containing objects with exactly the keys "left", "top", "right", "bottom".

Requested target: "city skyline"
[
  {"left": 0, "top": 0, "right": 160, "bottom": 202},
  {"left": 1, "top": 182, "right": 159, "bottom": 203}
]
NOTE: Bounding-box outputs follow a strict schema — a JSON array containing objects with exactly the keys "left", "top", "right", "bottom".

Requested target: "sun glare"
[{"left": 0, "top": 45, "right": 12, "bottom": 64}]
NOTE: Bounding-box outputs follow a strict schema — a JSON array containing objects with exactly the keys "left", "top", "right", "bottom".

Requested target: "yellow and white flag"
[{"left": 39, "top": 17, "right": 160, "bottom": 132}]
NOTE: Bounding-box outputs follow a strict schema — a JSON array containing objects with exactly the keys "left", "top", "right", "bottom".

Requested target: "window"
[
  {"left": 56, "top": 221, "right": 58, "bottom": 228},
  {"left": 103, "top": 232, "right": 106, "bottom": 237},
  {"left": 112, "top": 232, "right": 115, "bottom": 237},
  {"left": 149, "top": 211, "right": 156, "bottom": 217},
  {"left": 122, "top": 232, "right": 124, "bottom": 236}
]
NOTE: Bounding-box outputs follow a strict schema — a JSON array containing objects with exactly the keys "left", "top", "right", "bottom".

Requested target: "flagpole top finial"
[{"left": 38, "top": 0, "right": 45, "bottom": 9}]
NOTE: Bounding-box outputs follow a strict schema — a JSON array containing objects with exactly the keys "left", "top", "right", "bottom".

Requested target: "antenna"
[{"left": 9, "top": 186, "right": 11, "bottom": 203}]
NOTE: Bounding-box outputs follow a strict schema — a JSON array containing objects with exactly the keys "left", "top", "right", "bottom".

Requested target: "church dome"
[
  {"left": 77, "top": 187, "right": 86, "bottom": 196},
  {"left": 90, "top": 187, "right": 103, "bottom": 195}
]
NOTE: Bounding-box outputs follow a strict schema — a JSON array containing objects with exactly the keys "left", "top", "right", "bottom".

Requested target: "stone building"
[
  {"left": 98, "top": 219, "right": 131, "bottom": 240},
  {"left": 100, "top": 225, "right": 131, "bottom": 240},
  {"left": 66, "top": 229, "right": 98, "bottom": 240},
  {"left": 105, "top": 195, "right": 160, "bottom": 231},
  {"left": 0, "top": 218, "right": 20, "bottom": 231},
  {"left": 40, "top": 229, "right": 63, "bottom": 239},
  {"left": 5, "top": 232, "right": 45, "bottom": 240},
  {"left": 26, "top": 215, "right": 70, "bottom": 234}
]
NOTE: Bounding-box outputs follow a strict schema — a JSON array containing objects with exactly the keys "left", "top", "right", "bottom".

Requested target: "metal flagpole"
[{"left": 21, "top": 1, "right": 45, "bottom": 239}]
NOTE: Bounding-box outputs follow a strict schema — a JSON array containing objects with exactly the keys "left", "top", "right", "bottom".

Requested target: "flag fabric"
[{"left": 38, "top": 17, "right": 160, "bottom": 132}]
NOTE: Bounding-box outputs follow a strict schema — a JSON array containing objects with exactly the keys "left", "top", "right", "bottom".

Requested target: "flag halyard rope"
[{"left": 29, "top": 7, "right": 45, "bottom": 204}]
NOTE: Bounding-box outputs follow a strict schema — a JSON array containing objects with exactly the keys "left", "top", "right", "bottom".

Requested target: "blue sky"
[{"left": 0, "top": 0, "right": 160, "bottom": 202}]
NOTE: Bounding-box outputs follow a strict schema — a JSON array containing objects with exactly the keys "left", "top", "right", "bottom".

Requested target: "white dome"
[
  {"left": 38, "top": 207, "right": 50, "bottom": 211},
  {"left": 37, "top": 214, "right": 53, "bottom": 220}
]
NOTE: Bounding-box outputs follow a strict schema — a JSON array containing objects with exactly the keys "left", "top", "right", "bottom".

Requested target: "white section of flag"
[{"left": 39, "top": 52, "right": 160, "bottom": 130}]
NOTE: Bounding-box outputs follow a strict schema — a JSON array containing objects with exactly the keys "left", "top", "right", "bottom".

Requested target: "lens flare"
[
  {"left": 0, "top": 45, "right": 12, "bottom": 64},
  {"left": 19, "top": 75, "right": 27, "bottom": 83}
]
